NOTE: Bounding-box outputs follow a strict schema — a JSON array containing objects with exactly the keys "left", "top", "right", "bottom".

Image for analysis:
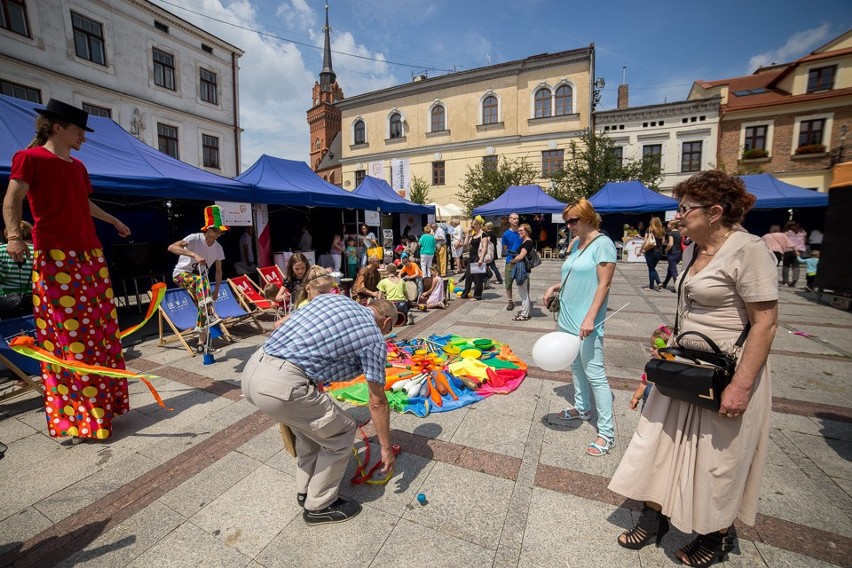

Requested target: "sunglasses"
[{"left": 565, "top": 217, "right": 581, "bottom": 225}]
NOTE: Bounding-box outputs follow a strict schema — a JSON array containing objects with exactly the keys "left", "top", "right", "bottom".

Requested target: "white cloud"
[
  {"left": 276, "top": 0, "right": 317, "bottom": 35},
  {"left": 331, "top": 31, "right": 397, "bottom": 96},
  {"left": 747, "top": 24, "right": 832, "bottom": 72}
]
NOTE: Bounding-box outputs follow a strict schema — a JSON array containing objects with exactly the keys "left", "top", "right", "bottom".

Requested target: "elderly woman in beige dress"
[{"left": 608, "top": 170, "right": 779, "bottom": 567}]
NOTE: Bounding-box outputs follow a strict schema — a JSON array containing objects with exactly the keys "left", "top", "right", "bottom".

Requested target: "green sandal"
[{"left": 586, "top": 436, "right": 614, "bottom": 456}]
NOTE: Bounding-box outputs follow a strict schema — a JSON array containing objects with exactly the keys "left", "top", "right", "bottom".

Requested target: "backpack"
[{"left": 524, "top": 245, "right": 542, "bottom": 271}]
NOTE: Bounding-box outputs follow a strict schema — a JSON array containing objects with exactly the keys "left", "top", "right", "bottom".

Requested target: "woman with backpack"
[{"left": 508, "top": 223, "right": 535, "bottom": 321}]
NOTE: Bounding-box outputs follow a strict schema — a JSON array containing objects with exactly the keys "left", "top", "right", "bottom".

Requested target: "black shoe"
[
  {"left": 676, "top": 526, "right": 736, "bottom": 567},
  {"left": 303, "top": 497, "right": 362, "bottom": 525},
  {"left": 297, "top": 493, "right": 306, "bottom": 508},
  {"left": 617, "top": 505, "right": 669, "bottom": 550}
]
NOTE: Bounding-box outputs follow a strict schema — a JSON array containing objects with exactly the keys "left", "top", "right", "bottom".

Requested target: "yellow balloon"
[
  {"left": 55, "top": 272, "right": 72, "bottom": 284},
  {"left": 64, "top": 319, "right": 80, "bottom": 331},
  {"left": 59, "top": 296, "right": 75, "bottom": 308},
  {"left": 91, "top": 407, "right": 105, "bottom": 419},
  {"left": 82, "top": 386, "right": 98, "bottom": 398},
  {"left": 49, "top": 250, "right": 66, "bottom": 261}
]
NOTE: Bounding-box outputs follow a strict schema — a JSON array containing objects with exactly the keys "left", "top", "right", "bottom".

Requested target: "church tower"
[{"left": 307, "top": 3, "right": 344, "bottom": 184}]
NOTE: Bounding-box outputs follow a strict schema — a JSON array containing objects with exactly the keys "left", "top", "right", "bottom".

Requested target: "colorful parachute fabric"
[{"left": 324, "top": 334, "right": 527, "bottom": 417}]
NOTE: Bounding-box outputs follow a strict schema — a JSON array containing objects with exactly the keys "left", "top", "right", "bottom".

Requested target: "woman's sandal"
[
  {"left": 512, "top": 314, "right": 530, "bottom": 321},
  {"left": 617, "top": 505, "right": 669, "bottom": 549},
  {"left": 586, "top": 435, "right": 614, "bottom": 456},
  {"left": 555, "top": 408, "right": 591, "bottom": 422},
  {"left": 677, "top": 527, "right": 736, "bottom": 567}
]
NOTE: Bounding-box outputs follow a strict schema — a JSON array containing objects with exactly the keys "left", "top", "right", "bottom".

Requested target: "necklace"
[{"left": 698, "top": 228, "right": 735, "bottom": 256}]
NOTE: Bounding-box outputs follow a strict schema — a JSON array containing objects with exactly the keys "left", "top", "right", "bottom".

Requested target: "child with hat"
[{"left": 168, "top": 205, "right": 228, "bottom": 353}]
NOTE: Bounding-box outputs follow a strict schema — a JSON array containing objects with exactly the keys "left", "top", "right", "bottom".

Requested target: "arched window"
[
  {"left": 555, "top": 84, "right": 573, "bottom": 115},
  {"left": 389, "top": 112, "right": 403, "bottom": 138},
  {"left": 431, "top": 104, "right": 445, "bottom": 132},
  {"left": 482, "top": 95, "right": 498, "bottom": 124},
  {"left": 534, "top": 88, "right": 551, "bottom": 118},
  {"left": 353, "top": 119, "right": 365, "bottom": 144},
  {"left": 315, "top": 138, "right": 321, "bottom": 150}
]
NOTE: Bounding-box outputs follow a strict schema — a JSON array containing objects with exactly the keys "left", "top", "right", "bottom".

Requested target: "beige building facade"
[{"left": 336, "top": 47, "right": 594, "bottom": 206}]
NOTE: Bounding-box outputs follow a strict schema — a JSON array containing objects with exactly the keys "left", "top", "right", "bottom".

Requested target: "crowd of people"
[{"left": 0, "top": 99, "right": 805, "bottom": 556}]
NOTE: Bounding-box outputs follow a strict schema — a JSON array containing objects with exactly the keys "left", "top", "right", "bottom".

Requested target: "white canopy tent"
[{"left": 429, "top": 202, "right": 465, "bottom": 219}]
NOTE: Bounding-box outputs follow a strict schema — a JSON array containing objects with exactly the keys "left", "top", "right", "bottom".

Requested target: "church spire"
[{"left": 319, "top": 2, "right": 336, "bottom": 92}]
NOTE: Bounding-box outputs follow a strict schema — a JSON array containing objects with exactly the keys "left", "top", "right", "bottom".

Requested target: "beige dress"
[{"left": 608, "top": 231, "right": 778, "bottom": 534}]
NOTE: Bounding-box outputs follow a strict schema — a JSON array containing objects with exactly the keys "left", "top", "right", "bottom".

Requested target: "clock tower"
[{"left": 307, "top": 3, "right": 344, "bottom": 184}]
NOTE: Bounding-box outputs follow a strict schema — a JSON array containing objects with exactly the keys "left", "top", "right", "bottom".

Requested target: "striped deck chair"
[
  {"left": 0, "top": 315, "right": 42, "bottom": 403},
  {"left": 228, "top": 276, "right": 281, "bottom": 318}
]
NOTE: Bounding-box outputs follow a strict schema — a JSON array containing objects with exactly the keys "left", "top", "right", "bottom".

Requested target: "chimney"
[{"left": 617, "top": 84, "right": 629, "bottom": 109}]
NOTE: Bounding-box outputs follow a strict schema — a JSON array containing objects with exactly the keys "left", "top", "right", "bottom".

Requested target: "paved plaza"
[{"left": 0, "top": 260, "right": 849, "bottom": 567}]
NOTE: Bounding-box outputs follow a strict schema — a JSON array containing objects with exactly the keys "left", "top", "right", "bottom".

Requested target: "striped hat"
[{"left": 201, "top": 205, "right": 229, "bottom": 232}]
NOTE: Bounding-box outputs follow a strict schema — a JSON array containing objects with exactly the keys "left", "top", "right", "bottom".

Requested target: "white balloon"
[{"left": 532, "top": 332, "right": 581, "bottom": 371}]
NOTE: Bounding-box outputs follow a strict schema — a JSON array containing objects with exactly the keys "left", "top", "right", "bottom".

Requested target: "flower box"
[
  {"left": 741, "top": 148, "right": 768, "bottom": 160},
  {"left": 795, "top": 144, "right": 827, "bottom": 155}
]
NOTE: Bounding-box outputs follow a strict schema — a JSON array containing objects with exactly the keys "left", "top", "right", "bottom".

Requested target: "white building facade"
[
  {"left": 595, "top": 97, "right": 722, "bottom": 194},
  {"left": 0, "top": 0, "right": 243, "bottom": 176}
]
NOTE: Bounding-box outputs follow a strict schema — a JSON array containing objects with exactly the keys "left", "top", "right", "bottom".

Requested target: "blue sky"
[{"left": 151, "top": 0, "right": 850, "bottom": 170}]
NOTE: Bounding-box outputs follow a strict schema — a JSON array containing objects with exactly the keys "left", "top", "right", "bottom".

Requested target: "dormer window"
[{"left": 807, "top": 65, "right": 836, "bottom": 93}]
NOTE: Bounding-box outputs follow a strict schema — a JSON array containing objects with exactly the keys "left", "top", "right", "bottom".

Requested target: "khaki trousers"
[
  {"left": 436, "top": 245, "right": 447, "bottom": 276},
  {"left": 241, "top": 348, "right": 356, "bottom": 511}
]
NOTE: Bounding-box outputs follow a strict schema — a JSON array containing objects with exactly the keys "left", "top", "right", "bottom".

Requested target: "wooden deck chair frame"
[
  {"left": 227, "top": 276, "right": 281, "bottom": 319},
  {"left": 257, "top": 265, "right": 286, "bottom": 287},
  {"left": 212, "top": 284, "right": 263, "bottom": 334},
  {"left": 0, "top": 317, "right": 42, "bottom": 402}
]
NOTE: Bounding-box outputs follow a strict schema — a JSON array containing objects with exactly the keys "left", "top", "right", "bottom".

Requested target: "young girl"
[
  {"left": 345, "top": 237, "right": 358, "bottom": 278},
  {"left": 273, "top": 271, "right": 338, "bottom": 329},
  {"left": 629, "top": 325, "right": 672, "bottom": 411},
  {"left": 418, "top": 264, "right": 447, "bottom": 310}
]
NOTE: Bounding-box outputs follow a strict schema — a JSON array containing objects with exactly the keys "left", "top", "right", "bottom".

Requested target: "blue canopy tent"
[
  {"left": 739, "top": 174, "right": 828, "bottom": 208},
  {"left": 353, "top": 176, "right": 434, "bottom": 214},
  {"left": 589, "top": 181, "right": 678, "bottom": 213},
  {"left": 472, "top": 185, "right": 566, "bottom": 216},
  {"left": 0, "top": 94, "right": 253, "bottom": 200},
  {"left": 236, "top": 155, "right": 379, "bottom": 209}
]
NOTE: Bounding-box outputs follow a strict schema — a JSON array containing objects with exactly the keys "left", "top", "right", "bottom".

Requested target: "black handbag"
[
  {"left": 644, "top": 251, "right": 750, "bottom": 411},
  {"left": 524, "top": 246, "right": 542, "bottom": 271}
]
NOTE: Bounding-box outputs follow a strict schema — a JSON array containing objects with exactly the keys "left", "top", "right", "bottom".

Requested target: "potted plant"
[
  {"left": 741, "top": 148, "right": 769, "bottom": 160},
  {"left": 795, "top": 143, "right": 827, "bottom": 155}
]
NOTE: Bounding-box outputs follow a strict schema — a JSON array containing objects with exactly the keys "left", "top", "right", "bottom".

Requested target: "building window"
[
  {"left": 430, "top": 105, "right": 445, "bottom": 132},
  {"left": 798, "top": 118, "right": 825, "bottom": 148},
  {"left": 82, "top": 102, "right": 111, "bottom": 118},
  {"left": 483, "top": 155, "right": 498, "bottom": 172},
  {"left": 744, "top": 125, "right": 767, "bottom": 151},
  {"left": 315, "top": 138, "right": 321, "bottom": 150},
  {"left": 157, "top": 123, "right": 179, "bottom": 158},
  {"left": 432, "top": 161, "right": 445, "bottom": 186},
  {"left": 642, "top": 144, "right": 662, "bottom": 173},
  {"left": 0, "top": 0, "right": 29, "bottom": 37},
  {"left": 71, "top": 12, "right": 106, "bottom": 66},
  {"left": 555, "top": 84, "right": 573, "bottom": 115},
  {"left": 353, "top": 119, "right": 365, "bottom": 144},
  {"left": 0, "top": 79, "right": 40, "bottom": 102},
  {"left": 154, "top": 20, "right": 169, "bottom": 33},
  {"left": 681, "top": 141, "right": 702, "bottom": 173},
  {"left": 153, "top": 48, "right": 176, "bottom": 90},
  {"left": 534, "top": 88, "right": 551, "bottom": 118},
  {"left": 807, "top": 66, "right": 836, "bottom": 93},
  {"left": 199, "top": 68, "right": 217, "bottom": 104},
  {"left": 482, "top": 95, "right": 498, "bottom": 125},
  {"left": 202, "top": 134, "right": 219, "bottom": 169},
  {"left": 355, "top": 169, "right": 366, "bottom": 187},
  {"left": 611, "top": 146, "right": 623, "bottom": 167},
  {"left": 541, "top": 150, "right": 564, "bottom": 177},
  {"left": 389, "top": 112, "right": 402, "bottom": 139}
]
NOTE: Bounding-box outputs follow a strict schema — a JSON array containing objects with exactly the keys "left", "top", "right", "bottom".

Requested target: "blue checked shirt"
[{"left": 263, "top": 293, "right": 387, "bottom": 385}]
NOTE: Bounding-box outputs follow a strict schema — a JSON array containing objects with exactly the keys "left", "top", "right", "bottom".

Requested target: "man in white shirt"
[{"left": 451, "top": 219, "right": 464, "bottom": 273}]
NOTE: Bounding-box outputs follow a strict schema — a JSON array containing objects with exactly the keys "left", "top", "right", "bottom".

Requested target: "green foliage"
[
  {"left": 549, "top": 130, "right": 663, "bottom": 202},
  {"left": 408, "top": 175, "right": 430, "bottom": 204},
  {"left": 459, "top": 156, "right": 538, "bottom": 214}
]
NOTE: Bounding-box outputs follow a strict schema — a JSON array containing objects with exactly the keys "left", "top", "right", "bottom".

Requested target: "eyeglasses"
[
  {"left": 565, "top": 217, "right": 581, "bottom": 226},
  {"left": 676, "top": 204, "right": 711, "bottom": 216}
]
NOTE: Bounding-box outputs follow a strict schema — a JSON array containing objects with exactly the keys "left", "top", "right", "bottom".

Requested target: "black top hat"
[{"left": 34, "top": 99, "right": 94, "bottom": 132}]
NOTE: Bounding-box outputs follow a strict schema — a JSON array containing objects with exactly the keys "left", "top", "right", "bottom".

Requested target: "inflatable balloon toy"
[{"left": 532, "top": 331, "right": 581, "bottom": 371}]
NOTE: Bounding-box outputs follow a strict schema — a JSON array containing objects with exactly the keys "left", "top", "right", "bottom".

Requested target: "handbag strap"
[
  {"left": 675, "top": 245, "right": 751, "bottom": 349},
  {"left": 558, "top": 234, "right": 604, "bottom": 297}
]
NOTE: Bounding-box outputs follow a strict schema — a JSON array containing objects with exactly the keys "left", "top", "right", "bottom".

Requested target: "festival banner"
[{"left": 390, "top": 158, "right": 410, "bottom": 199}]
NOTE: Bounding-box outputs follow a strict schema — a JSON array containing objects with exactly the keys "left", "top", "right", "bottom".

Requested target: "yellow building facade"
[{"left": 337, "top": 47, "right": 594, "bottom": 206}]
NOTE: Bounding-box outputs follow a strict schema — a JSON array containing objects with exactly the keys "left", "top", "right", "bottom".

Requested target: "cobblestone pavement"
[{"left": 0, "top": 261, "right": 849, "bottom": 567}]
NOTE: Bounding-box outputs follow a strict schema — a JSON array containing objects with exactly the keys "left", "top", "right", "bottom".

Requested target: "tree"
[
  {"left": 459, "top": 156, "right": 538, "bottom": 214},
  {"left": 549, "top": 130, "right": 663, "bottom": 202},
  {"left": 408, "top": 175, "right": 430, "bottom": 204}
]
